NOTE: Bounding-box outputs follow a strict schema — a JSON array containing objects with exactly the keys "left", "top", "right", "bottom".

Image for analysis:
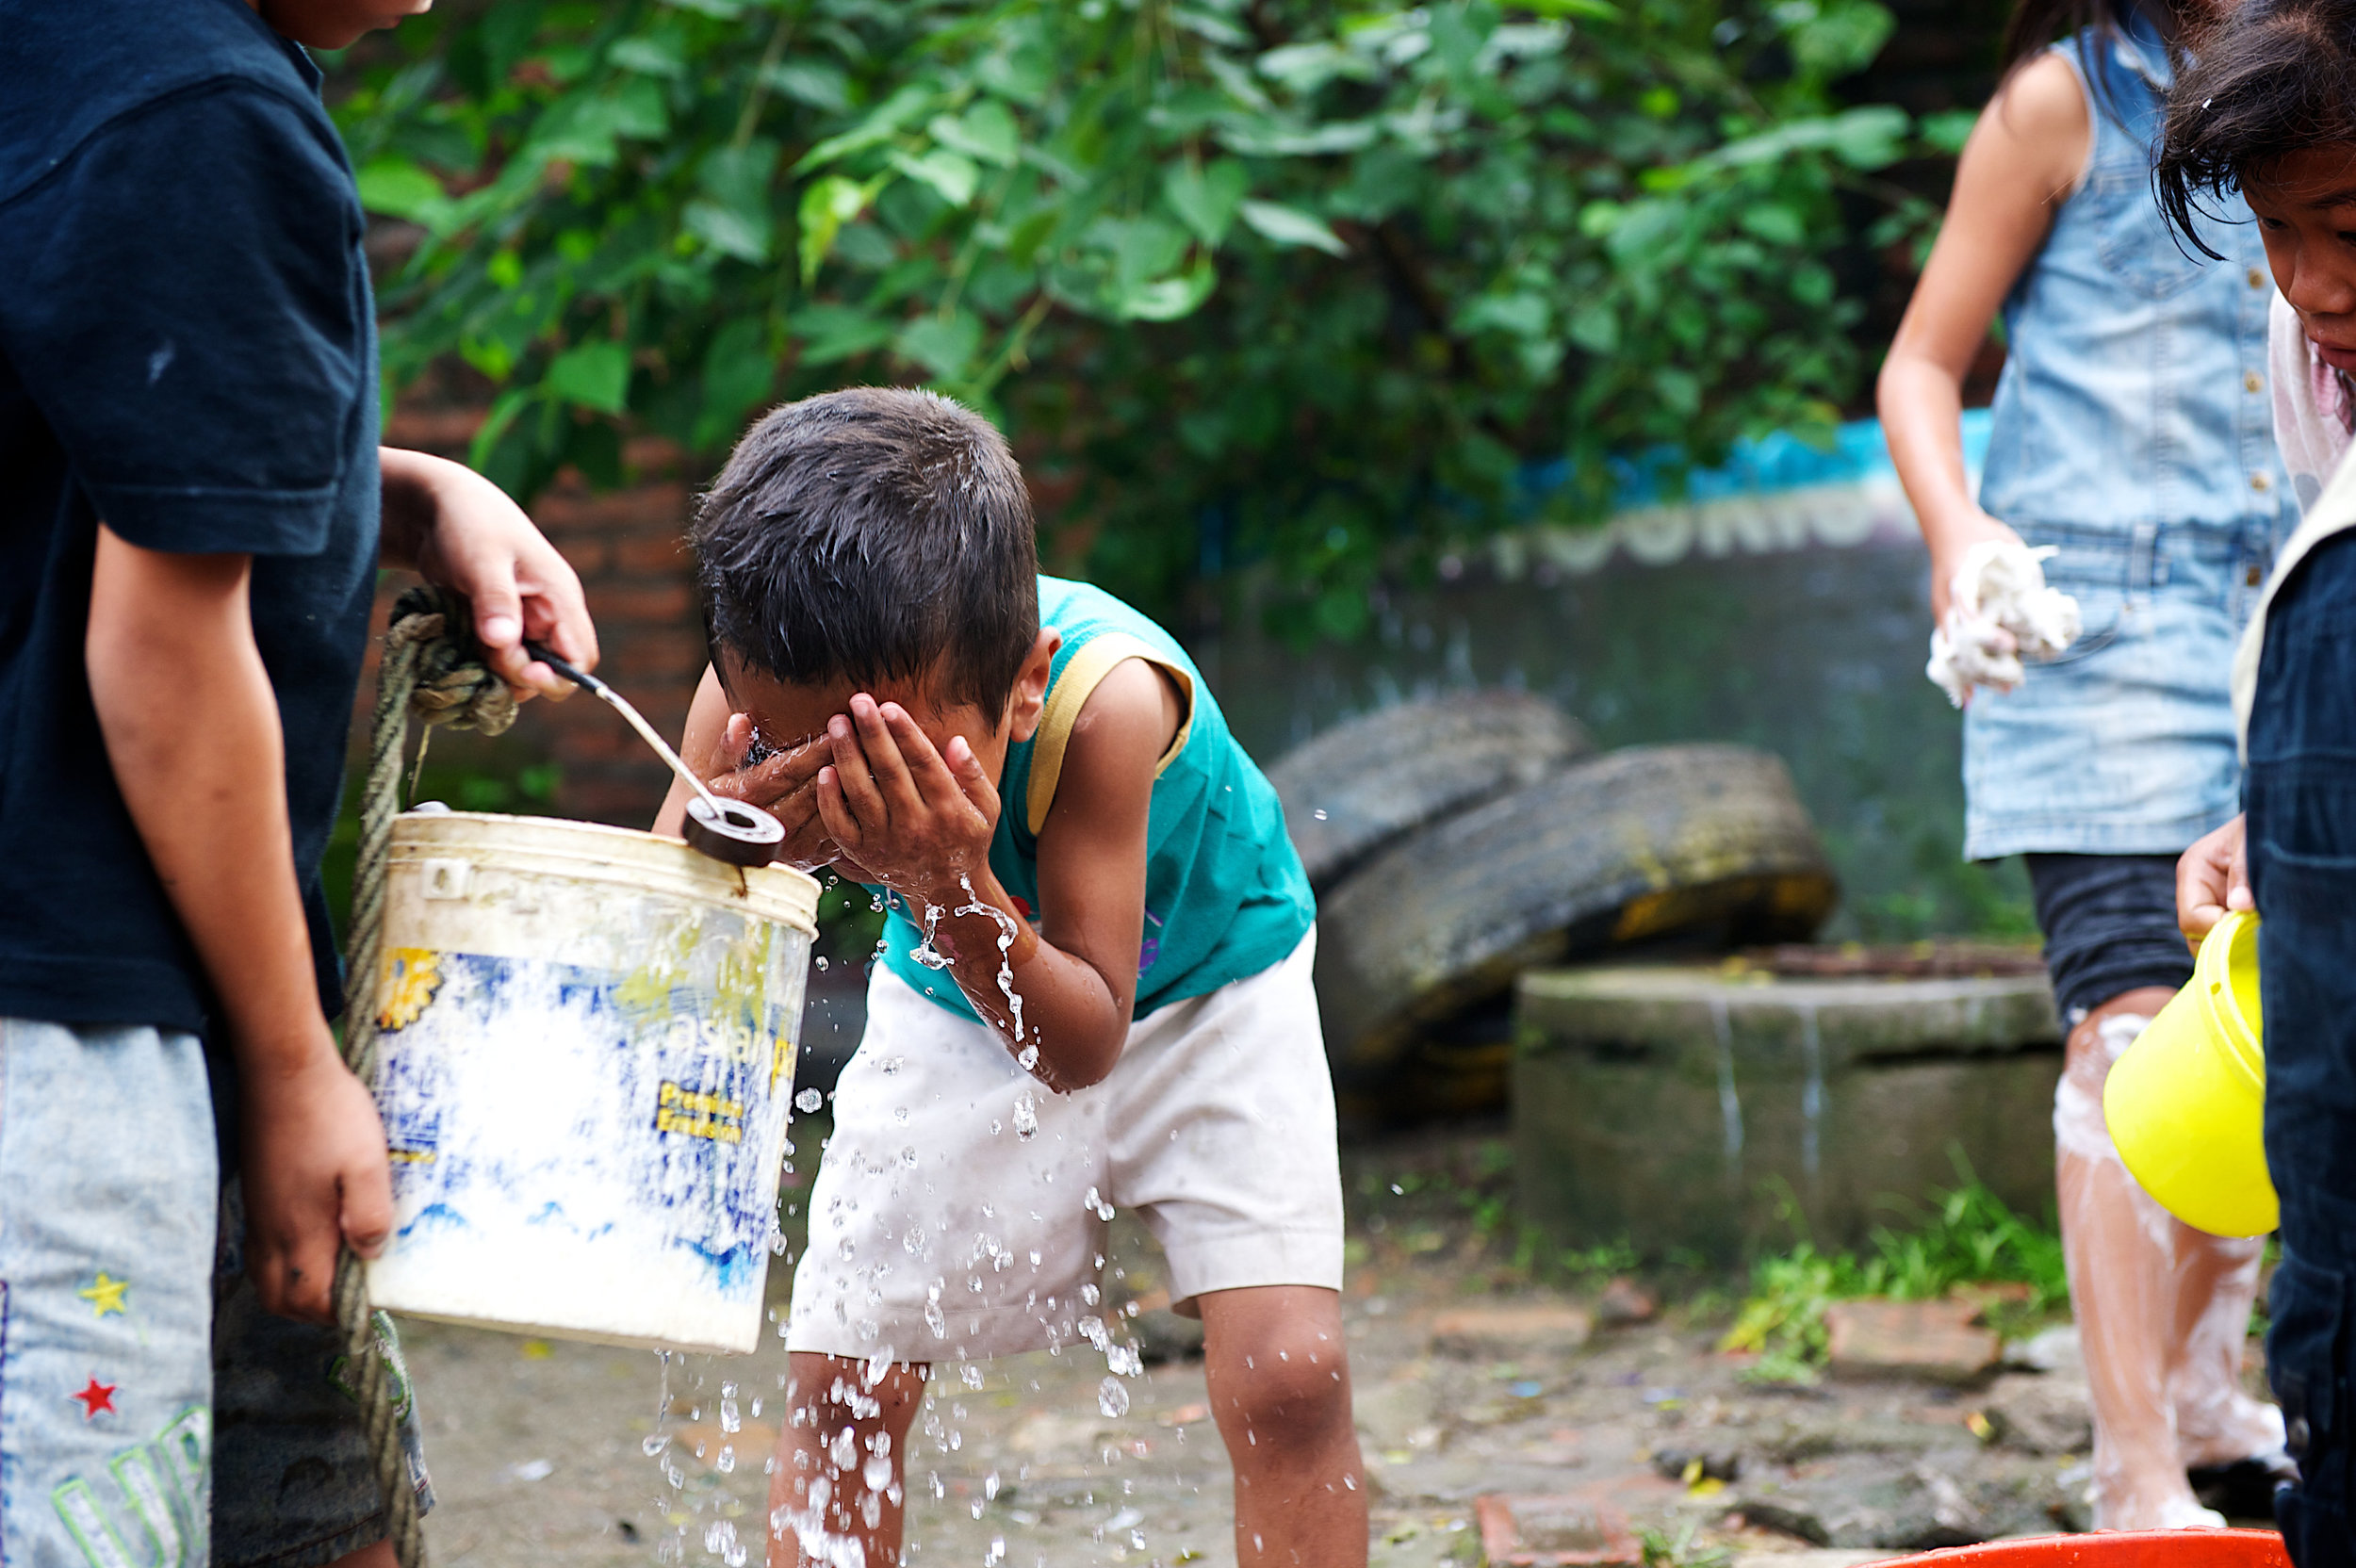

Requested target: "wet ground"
[{"left": 394, "top": 1122, "right": 2247, "bottom": 1568}]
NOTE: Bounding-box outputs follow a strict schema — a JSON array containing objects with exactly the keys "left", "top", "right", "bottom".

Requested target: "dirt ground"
[{"left": 392, "top": 1120, "right": 2247, "bottom": 1568}]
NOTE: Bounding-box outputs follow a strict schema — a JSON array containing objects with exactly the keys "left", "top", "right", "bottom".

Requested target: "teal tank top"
[{"left": 877, "top": 576, "right": 1313, "bottom": 1020}]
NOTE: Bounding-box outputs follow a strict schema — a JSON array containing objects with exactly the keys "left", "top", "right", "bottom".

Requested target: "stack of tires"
[{"left": 1266, "top": 692, "right": 1839, "bottom": 1123}]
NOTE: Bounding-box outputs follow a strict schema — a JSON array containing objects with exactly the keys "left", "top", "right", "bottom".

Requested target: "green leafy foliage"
[
  {"left": 1720, "top": 1167, "right": 2069, "bottom": 1383},
  {"left": 338, "top": 0, "right": 1933, "bottom": 626}
]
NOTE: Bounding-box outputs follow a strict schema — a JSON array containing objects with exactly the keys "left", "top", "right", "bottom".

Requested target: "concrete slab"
[{"left": 1514, "top": 961, "right": 2062, "bottom": 1257}]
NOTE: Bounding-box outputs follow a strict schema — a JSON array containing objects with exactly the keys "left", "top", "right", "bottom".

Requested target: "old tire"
[
  {"left": 1315, "top": 743, "right": 1839, "bottom": 1084},
  {"left": 1266, "top": 692, "right": 1591, "bottom": 890}
]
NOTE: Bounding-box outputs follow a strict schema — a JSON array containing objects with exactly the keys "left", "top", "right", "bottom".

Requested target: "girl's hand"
[
  {"left": 1925, "top": 509, "right": 2025, "bottom": 623},
  {"left": 813, "top": 694, "right": 1000, "bottom": 908},
  {"left": 2178, "top": 815, "right": 2253, "bottom": 950}
]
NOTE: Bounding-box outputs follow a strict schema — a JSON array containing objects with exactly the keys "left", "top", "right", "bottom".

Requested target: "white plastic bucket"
[{"left": 361, "top": 810, "right": 820, "bottom": 1353}]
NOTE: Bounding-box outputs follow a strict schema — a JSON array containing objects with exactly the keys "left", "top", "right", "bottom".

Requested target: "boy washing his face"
[{"left": 653, "top": 387, "right": 1367, "bottom": 1567}]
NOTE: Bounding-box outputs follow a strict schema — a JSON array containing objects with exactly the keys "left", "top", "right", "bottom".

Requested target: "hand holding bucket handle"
[
  {"left": 2179, "top": 814, "right": 2253, "bottom": 953},
  {"left": 2104, "top": 908, "right": 2278, "bottom": 1237}
]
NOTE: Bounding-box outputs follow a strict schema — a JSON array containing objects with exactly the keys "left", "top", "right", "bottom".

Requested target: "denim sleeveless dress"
[{"left": 1962, "top": 21, "right": 2296, "bottom": 859}]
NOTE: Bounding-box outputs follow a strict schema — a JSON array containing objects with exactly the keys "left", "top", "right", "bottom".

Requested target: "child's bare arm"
[
  {"left": 814, "top": 662, "right": 1176, "bottom": 1090},
  {"left": 1878, "top": 50, "right": 2086, "bottom": 618},
  {"left": 380, "top": 447, "right": 597, "bottom": 697},
  {"left": 87, "top": 529, "right": 390, "bottom": 1324}
]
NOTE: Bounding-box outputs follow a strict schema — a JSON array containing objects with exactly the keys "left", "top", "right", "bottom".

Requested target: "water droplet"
[
  {"left": 1012, "top": 1091, "right": 1038, "bottom": 1140},
  {"left": 813, "top": 954, "right": 829, "bottom": 971},
  {"left": 925, "top": 1298, "right": 947, "bottom": 1338},
  {"left": 961, "top": 1363, "right": 985, "bottom": 1390},
  {"left": 641, "top": 1433, "right": 670, "bottom": 1457},
  {"left": 1098, "top": 1377, "right": 1130, "bottom": 1417},
  {"left": 862, "top": 1452, "right": 892, "bottom": 1492},
  {"left": 795, "top": 1087, "right": 824, "bottom": 1114},
  {"left": 1313, "top": 808, "right": 1329, "bottom": 820}
]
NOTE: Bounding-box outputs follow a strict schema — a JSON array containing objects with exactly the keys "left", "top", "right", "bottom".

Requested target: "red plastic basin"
[{"left": 1870, "top": 1532, "right": 2289, "bottom": 1567}]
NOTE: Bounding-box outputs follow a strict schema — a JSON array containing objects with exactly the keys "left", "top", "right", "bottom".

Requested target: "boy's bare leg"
[
  {"left": 1200, "top": 1285, "right": 1367, "bottom": 1568},
  {"left": 766, "top": 1351, "right": 928, "bottom": 1567},
  {"left": 328, "top": 1544, "right": 396, "bottom": 1568}
]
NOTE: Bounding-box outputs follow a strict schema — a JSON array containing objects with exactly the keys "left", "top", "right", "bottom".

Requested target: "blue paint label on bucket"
[{"left": 371, "top": 941, "right": 799, "bottom": 1313}]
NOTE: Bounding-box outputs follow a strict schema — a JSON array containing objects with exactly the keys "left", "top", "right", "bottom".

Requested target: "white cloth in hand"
[{"left": 1926, "top": 540, "right": 2082, "bottom": 707}]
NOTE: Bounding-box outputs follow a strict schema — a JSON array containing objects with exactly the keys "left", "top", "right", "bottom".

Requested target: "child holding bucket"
[
  {"left": 2158, "top": 5, "right": 2356, "bottom": 1559},
  {"left": 653, "top": 387, "right": 1366, "bottom": 1566},
  {"left": 1876, "top": 0, "right": 2295, "bottom": 1529},
  {"left": 0, "top": 0, "right": 597, "bottom": 1562}
]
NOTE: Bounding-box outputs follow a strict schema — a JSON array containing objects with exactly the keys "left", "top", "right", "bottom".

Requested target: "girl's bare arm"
[{"left": 1877, "top": 51, "right": 2089, "bottom": 618}]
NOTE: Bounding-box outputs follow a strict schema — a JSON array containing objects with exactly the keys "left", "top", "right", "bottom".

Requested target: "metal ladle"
[{"left": 525, "top": 643, "right": 785, "bottom": 867}]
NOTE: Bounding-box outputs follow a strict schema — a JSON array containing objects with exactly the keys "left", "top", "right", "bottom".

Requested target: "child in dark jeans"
[
  {"left": 2161, "top": 3, "right": 2356, "bottom": 1560},
  {"left": 0, "top": 1, "right": 595, "bottom": 1562}
]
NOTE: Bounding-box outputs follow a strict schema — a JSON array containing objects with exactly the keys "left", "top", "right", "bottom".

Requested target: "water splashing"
[{"left": 1098, "top": 1377, "right": 1130, "bottom": 1417}]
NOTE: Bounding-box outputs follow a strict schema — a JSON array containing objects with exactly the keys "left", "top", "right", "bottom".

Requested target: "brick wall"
[{"left": 379, "top": 407, "right": 707, "bottom": 828}]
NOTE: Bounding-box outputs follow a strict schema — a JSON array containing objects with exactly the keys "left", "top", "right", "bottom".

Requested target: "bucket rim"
[
  {"left": 2194, "top": 909, "right": 2264, "bottom": 1092},
  {"left": 1862, "top": 1526, "right": 2290, "bottom": 1564},
  {"left": 387, "top": 808, "right": 820, "bottom": 933}
]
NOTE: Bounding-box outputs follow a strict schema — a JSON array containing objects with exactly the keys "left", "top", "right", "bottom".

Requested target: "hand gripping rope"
[{"left": 337, "top": 584, "right": 518, "bottom": 1568}]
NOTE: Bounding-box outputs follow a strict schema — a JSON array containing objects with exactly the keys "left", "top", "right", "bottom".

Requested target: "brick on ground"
[
  {"left": 1823, "top": 1298, "right": 2001, "bottom": 1385},
  {"left": 1473, "top": 1494, "right": 1641, "bottom": 1567},
  {"left": 1429, "top": 1303, "right": 1593, "bottom": 1359}
]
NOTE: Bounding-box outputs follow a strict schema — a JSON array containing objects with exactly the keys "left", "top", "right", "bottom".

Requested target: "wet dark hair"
[
  {"left": 1996, "top": 0, "right": 2196, "bottom": 118},
  {"left": 690, "top": 386, "right": 1039, "bottom": 716},
  {"left": 2154, "top": 0, "right": 2356, "bottom": 259}
]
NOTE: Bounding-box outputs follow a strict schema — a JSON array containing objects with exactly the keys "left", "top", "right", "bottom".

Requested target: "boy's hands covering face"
[
  {"left": 701, "top": 712, "right": 875, "bottom": 879},
  {"left": 815, "top": 694, "right": 1000, "bottom": 906}
]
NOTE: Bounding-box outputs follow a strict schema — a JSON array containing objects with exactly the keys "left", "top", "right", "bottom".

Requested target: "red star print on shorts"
[{"left": 69, "top": 1378, "right": 117, "bottom": 1419}]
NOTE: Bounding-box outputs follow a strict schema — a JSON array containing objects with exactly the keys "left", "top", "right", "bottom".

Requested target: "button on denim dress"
[{"left": 1963, "top": 21, "right": 2297, "bottom": 860}]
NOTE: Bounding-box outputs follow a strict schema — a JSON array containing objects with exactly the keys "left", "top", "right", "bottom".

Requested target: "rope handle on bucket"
[{"left": 339, "top": 585, "right": 519, "bottom": 1568}]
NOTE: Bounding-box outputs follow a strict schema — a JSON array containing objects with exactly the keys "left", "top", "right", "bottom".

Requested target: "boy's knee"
[{"left": 1216, "top": 1349, "right": 1353, "bottom": 1452}]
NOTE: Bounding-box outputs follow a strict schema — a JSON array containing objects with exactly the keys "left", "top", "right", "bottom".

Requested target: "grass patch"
[{"left": 1720, "top": 1168, "right": 2067, "bottom": 1382}]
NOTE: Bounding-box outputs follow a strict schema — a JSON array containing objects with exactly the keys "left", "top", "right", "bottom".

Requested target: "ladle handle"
[
  {"left": 523, "top": 641, "right": 727, "bottom": 815},
  {"left": 524, "top": 641, "right": 602, "bottom": 696}
]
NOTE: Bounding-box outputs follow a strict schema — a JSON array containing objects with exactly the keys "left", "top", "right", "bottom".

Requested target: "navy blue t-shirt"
[{"left": 0, "top": 0, "right": 381, "bottom": 1034}]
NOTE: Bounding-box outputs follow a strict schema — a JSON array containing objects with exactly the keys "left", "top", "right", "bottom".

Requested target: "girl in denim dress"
[{"left": 1880, "top": 0, "right": 2296, "bottom": 1529}]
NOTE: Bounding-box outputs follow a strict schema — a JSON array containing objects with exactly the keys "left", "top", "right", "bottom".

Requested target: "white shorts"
[{"left": 786, "top": 928, "right": 1344, "bottom": 1362}]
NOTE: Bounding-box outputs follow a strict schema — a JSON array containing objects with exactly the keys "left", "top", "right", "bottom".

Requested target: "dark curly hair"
[{"left": 2155, "top": 0, "right": 2356, "bottom": 259}]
